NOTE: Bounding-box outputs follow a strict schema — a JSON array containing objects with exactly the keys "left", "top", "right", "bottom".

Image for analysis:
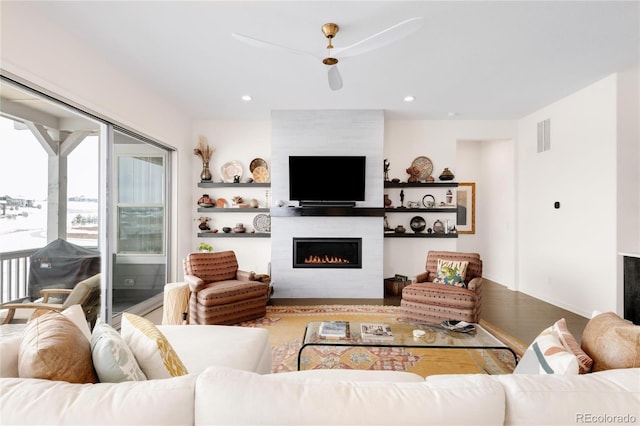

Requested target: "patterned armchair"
[
  {"left": 183, "top": 251, "right": 268, "bottom": 325},
  {"left": 400, "top": 251, "right": 483, "bottom": 323}
]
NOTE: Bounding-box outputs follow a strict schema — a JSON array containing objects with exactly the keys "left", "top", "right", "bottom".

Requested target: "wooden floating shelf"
[
  {"left": 384, "top": 233, "right": 458, "bottom": 238},
  {"left": 384, "top": 182, "right": 458, "bottom": 188},
  {"left": 198, "top": 182, "right": 270, "bottom": 188},
  {"left": 198, "top": 233, "right": 270, "bottom": 238},
  {"left": 197, "top": 208, "right": 270, "bottom": 213},
  {"left": 384, "top": 208, "right": 458, "bottom": 213}
]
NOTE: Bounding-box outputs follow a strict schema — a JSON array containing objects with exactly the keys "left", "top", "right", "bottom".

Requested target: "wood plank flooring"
[
  {"left": 270, "top": 279, "right": 590, "bottom": 346},
  {"left": 148, "top": 279, "right": 590, "bottom": 346}
]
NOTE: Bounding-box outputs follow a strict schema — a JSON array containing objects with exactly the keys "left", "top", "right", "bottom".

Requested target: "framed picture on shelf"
[{"left": 456, "top": 182, "right": 475, "bottom": 234}]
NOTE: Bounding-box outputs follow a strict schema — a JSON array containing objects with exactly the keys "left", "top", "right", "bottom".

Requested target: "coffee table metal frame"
[{"left": 298, "top": 321, "right": 518, "bottom": 371}]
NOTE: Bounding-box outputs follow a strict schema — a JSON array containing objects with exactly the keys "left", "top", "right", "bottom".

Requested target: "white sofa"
[{"left": 1, "top": 315, "right": 639, "bottom": 425}]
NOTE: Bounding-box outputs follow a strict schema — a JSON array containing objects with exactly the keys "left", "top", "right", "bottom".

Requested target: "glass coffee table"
[{"left": 298, "top": 320, "right": 518, "bottom": 371}]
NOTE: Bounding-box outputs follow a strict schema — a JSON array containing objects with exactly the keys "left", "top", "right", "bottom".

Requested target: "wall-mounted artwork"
[{"left": 456, "top": 182, "right": 475, "bottom": 234}]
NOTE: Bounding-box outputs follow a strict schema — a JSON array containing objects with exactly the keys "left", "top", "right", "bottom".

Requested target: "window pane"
[
  {"left": 118, "top": 156, "right": 163, "bottom": 204},
  {"left": 117, "top": 207, "right": 163, "bottom": 254}
]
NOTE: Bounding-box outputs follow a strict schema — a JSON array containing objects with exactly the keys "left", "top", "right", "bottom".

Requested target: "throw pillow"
[
  {"left": 120, "top": 313, "right": 188, "bottom": 379},
  {"left": 552, "top": 318, "right": 593, "bottom": 374},
  {"left": 516, "top": 324, "right": 579, "bottom": 374},
  {"left": 91, "top": 320, "right": 147, "bottom": 382},
  {"left": 18, "top": 311, "right": 98, "bottom": 383},
  {"left": 432, "top": 259, "right": 469, "bottom": 287},
  {"left": 581, "top": 312, "right": 640, "bottom": 372}
]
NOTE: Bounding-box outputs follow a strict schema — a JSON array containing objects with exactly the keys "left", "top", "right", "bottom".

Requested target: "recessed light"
[
  {"left": 404, "top": 95, "right": 415, "bottom": 102},
  {"left": 447, "top": 112, "right": 458, "bottom": 117},
  {"left": 241, "top": 95, "right": 252, "bottom": 101}
]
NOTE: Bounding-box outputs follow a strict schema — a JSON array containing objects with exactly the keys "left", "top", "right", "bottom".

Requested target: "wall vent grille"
[{"left": 537, "top": 119, "right": 550, "bottom": 153}]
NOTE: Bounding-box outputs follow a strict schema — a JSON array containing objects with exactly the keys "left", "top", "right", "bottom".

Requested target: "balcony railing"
[{"left": 0, "top": 249, "right": 36, "bottom": 304}]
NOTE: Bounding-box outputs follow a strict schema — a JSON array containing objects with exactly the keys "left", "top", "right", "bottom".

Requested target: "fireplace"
[{"left": 293, "top": 237, "right": 362, "bottom": 269}]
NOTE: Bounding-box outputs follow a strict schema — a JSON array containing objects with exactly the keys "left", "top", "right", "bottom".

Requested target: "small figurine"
[
  {"left": 233, "top": 175, "right": 240, "bottom": 183},
  {"left": 400, "top": 190, "right": 405, "bottom": 208},
  {"left": 406, "top": 166, "right": 420, "bottom": 183},
  {"left": 383, "top": 159, "right": 390, "bottom": 181}
]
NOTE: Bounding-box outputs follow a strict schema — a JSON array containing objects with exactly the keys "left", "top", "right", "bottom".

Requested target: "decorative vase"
[
  {"left": 233, "top": 223, "right": 246, "bottom": 233},
  {"left": 200, "top": 162, "right": 212, "bottom": 181},
  {"left": 384, "top": 194, "right": 392, "bottom": 208},
  {"left": 439, "top": 168, "right": 455, "bottom": 181}
]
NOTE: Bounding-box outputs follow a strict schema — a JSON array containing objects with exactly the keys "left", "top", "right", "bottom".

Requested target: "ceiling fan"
[{"left": 232, "top": 17, "right": 423, "bottom": 91}]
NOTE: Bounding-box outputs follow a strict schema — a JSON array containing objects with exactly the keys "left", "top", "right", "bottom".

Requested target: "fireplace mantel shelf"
[{"left": 270, "top": 207, "right": 385, "bottom": 217}]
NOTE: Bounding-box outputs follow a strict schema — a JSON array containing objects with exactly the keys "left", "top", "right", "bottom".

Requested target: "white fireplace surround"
[{"left": 270, "top": 110, "right": 384, "bottom": 298}]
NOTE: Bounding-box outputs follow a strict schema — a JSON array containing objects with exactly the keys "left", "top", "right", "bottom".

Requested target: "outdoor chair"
[{"left": 0, "top": 273, "right": 101, "bottom": 329}]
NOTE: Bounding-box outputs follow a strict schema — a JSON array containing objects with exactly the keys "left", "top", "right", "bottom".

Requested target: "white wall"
[
  {"left": 0, "top": 2, "right": 193, "bottom": 282},
  {"left": 457, "top": 139, "right": 515, "bottom": 288},
  {"left": 517, "top": 74, "right": 619, "bottom": 316},
  {"left": 383, "top": 120, "right": 517, "bottom": 280},
  {"left": 190, "top": 120, "right": 272, "bottom": 275}
]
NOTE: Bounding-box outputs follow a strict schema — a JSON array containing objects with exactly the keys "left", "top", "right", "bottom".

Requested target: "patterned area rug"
[{"left": 238, "top": 305, "right": 526, "bottom": 377}]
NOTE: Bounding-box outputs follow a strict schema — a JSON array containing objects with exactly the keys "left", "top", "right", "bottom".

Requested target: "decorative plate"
[
  {"left": 253, "top": 214, "right": 271, "bottom": 232},
  {"left": 422, "top": 194, "right": 435, "bottom": 208},
  {"left": 249, "top": 158, "right": 268, "bottom": 173},
  {"left": 410, "top": 156, "right": 434, "bottom": 181},
  {"left": 221, "top": 161, "right": 243, "bottom": 183},
  {"left": 252, "top": 166, "right": 270, "bottom": 183}
]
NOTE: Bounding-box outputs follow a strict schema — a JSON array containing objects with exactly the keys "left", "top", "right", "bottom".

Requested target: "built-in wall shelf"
[
  {"left": 270, "top": 207, "right": 385, "bottom": 217},
  {"left": 384, "top": 233, "right": 458, "bottom": 238},
  {"left": 385, "top": 207, "right": 458, "bottom": 213},
  {"left": 384, "top": 182, "right": 458, "bottom": 188},
  {"left": 198, "top": 232, "right": 270, "bottom": 238},
  {"left": 198, "top": 182, "right": 270, "bottom": 188},
  {"left": 197, "top": 207, "right": 270, "bottom": 213}
]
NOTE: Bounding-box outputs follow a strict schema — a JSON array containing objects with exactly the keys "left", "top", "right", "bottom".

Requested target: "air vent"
[{"left": 537, "top": 119, "right": 550, "bottom": 153}]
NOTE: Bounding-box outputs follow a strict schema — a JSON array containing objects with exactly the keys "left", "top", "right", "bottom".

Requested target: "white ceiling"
[{"left": 17, "top": 1, "right": 640, "bottom": 121}]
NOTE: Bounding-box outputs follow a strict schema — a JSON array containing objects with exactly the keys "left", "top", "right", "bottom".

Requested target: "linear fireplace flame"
[
  {"left": 293, "top": 237, "right": 362, "bottom": 269},
  {"left": 304, "top": 255, "right": 351, "bottom": 265}
]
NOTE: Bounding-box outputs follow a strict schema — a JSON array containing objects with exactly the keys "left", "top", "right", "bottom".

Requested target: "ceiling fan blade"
[
  {"left": 232, "top": 32, "right": 316, "bottom": 58},
  {"left": 327, "top": 65, "right": 343, "bottom": 91},
  {"left": 334, "top": 17, "right": 424, "bottom": 58}
]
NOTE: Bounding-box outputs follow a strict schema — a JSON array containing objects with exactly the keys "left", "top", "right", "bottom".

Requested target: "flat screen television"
[{"left": 289, "top": 156, "right": 366, "bottom": 205}]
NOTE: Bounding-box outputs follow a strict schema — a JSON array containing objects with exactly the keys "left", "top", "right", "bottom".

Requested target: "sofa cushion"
[
  {"left": 495, "top": 368, "right": 640, "bottom": 426},
  {"left": 553, "top": 318, "right": 593, "bottom": 374},
  {"left": 0, "top": 332, "right": 22, "bottom": 378},
  {"left": 514, "top": 322, "right": 578, "bottom": 375},
  {"left": 18, "top": 312, "right": 98, "bottom": 383},
  {"left": 121, "top": 313, "right": 188, "bottom": 379},
  {"left": 581, "top": 312, "right": 640, "bottom": 371},
  {"left": 0, "top": 374, "right": 197, "bottom": 426},
  {"left": 195, "top": 366, "right": 506, "bottom": 425},
  {"left": 91, "top": 320, "right": 147, "bottom": 382},
  {"left": 433, "top": 259, "right": 469, "bottom": 287}
]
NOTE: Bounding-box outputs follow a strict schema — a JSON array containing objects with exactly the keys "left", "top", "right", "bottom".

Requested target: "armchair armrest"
[
  {"left": 184, "top": 275, "right": 206, "bottom": 292},
  {"left": 236, "top": 270, "right": 256, "bottom": 281},
  {"left": 415, "top": 271, "right": 430, "bottom": 283},
  {"left": 40, "top": 288, "right": 73, "bottom": 303},
  {"left": 1, "top": 302, "right": 64, "bottom": 324},
  {"left": 467, "top": 277, "right": 483, "bottom": 292}
]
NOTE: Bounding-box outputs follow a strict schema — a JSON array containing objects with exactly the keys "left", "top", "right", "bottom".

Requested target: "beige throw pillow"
[
  {"left": 581, "top": 312, "right": 640, "bottom": 371},
  {"left": 18, "top": 312, "right": 97, "bottom": 383},
  {"left": 120, "top": 313, "right": 188, "bottom": 379}
]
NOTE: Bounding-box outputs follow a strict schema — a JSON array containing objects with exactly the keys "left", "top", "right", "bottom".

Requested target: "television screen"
[{"left": 289, "top": 156, "right": 366, "bottom": 203}]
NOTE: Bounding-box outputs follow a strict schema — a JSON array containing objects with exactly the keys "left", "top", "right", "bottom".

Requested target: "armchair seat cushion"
[{"left": 197, "top": 281, "right": 267, "bottom": 306}]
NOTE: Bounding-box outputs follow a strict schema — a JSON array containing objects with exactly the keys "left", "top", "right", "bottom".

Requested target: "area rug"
[{"left": 238, "top": 305, "right": 526, "bottom": 377}]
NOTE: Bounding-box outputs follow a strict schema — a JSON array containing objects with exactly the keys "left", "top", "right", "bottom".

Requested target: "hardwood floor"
[
  {"left": 148, "top": 279, "right": 590, "bottom": 346},
  {"left": 270, "top": 279, "right": 590, "bottom": 345}
]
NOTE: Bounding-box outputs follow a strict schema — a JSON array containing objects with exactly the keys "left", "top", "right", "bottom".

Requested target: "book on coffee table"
[
  {"left": 319, "top": 321, "right": 349, "bottom": 338},
  {"left": 360, "top": 323, "right": 394, "bottom": 341}
]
